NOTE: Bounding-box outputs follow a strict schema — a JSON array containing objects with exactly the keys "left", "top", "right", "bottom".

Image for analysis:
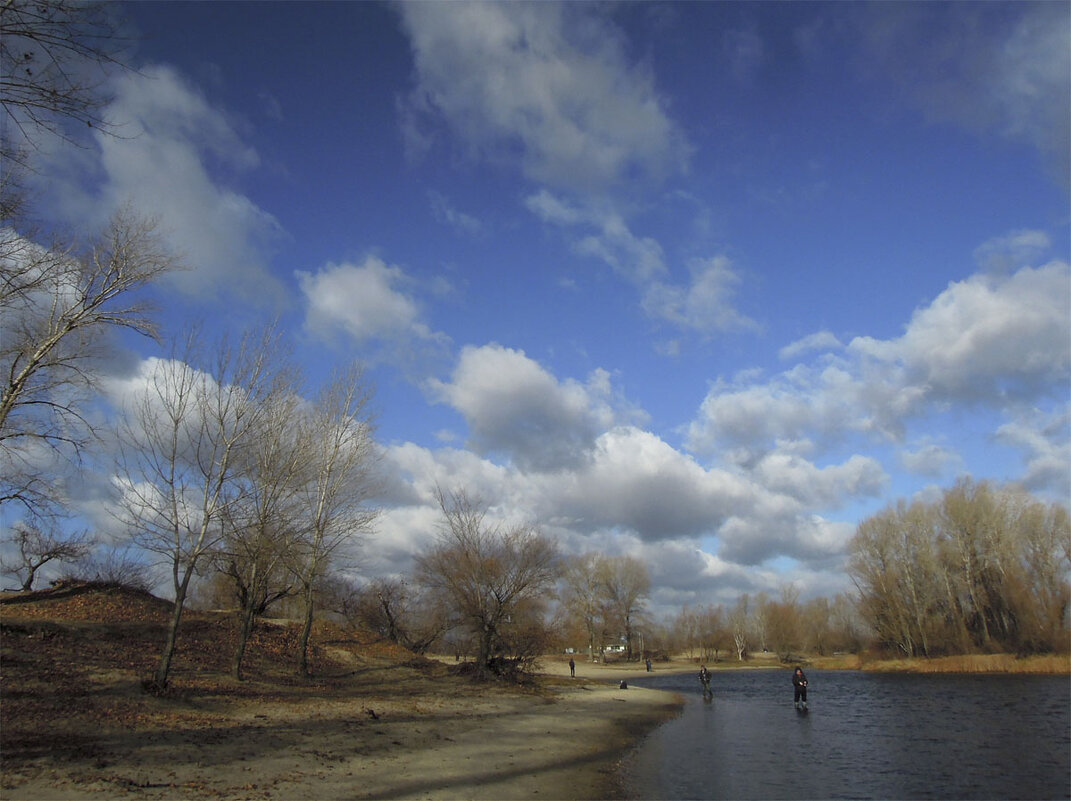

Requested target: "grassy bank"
[
  {"left": 854, "top": 652, "right": 1070, "bottom": 674},
  {"left": 660, "top": 651, "right": 1070, "bottom": 674}
]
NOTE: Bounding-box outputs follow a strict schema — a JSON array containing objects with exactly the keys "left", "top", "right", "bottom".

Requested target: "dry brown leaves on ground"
[{"left": 0, "top": 583, "right": 452, "bottom": 764}]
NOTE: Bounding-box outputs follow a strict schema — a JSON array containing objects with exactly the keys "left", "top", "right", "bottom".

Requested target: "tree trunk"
[
  {"left": 232, "top": 560, "right": 260, "bottom": 680},
  {"left": 379, "top": 594, "right": 400, "bottom": 642},
  {"left": 298, "top": 582, "right": 314, "bottom": 677},
  {"left": 232, "top": 602, "right": 257, "bottom": 681},
  {"left": 155, "top": 574, "right": 191, "bottom": 689},
  {"left": 476, "top": 621, "right": 495, "bottom": 675}
]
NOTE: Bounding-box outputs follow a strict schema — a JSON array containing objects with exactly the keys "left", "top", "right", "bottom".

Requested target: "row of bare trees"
[
  {"left": 328, "top": 501, "right": 655, "bottom": 677},
  {"left": 0, "top": 196, "right": 379, "bottom": 693},
  {"left": 2, "top": 0, "right": 384, "bottom": 688},
  {"left": 848, "top": 479, "right": 1070, "bottom": 657},
  {"left": 670, "top": 591, "right": 867, "bottom": 664},
  {"left": 112, "top": 331, "right": 378, "bottom": 688}
]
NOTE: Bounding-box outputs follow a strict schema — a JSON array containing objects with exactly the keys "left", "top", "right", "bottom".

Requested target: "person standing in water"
[
  {"left": 792, "top": 666, "right": 808, "bottom": 709},
  {"left": 698, "top": 664, "right": 712, "bottom": 698}
]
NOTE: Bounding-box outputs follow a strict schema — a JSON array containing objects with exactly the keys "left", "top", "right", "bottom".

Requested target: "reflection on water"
[{"left": 622, "top": 669, "right": 1070, "bottom": 800}]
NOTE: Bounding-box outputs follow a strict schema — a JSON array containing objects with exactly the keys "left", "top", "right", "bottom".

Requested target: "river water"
[{"left": 621, "top": 669, "right": 1070, "bottom": 800}]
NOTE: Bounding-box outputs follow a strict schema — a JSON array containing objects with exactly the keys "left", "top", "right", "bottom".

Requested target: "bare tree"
[
  {"left": 1016, "top": 496, "right": 1071, "bottom": 650},
  {"left": 416, "top": 488, "right": 560, "bottom": 678},
  {"left": 729, "top": 594, "right": 750, "bottom": 661},
  {"left": 671, "top": 605, "right": 699, "bottom": 660},
  {"left": 674, "top": 604, "right": 726, "bottom": 662},
  {"left": 561, "top": 552, "right": 605, "bottom": 662},
  {"left": 696, "top": 604, "right": 728, "bottom": 663},
  {"left": 939, "top": 480, "right": 1001, "bottom": 649},
  {"left": 849, "top": 505, "right": 926, "bottom": 656},
  {"left": 1, "top": 211, "right": 174, "bottom": 517},
  {"left": 751, "top": 591, "right": 771, "bottom": 653},
  {"left": 0, "top": 1, "right": 170, "bottom": 520},
  {"left": 828, "top": 593, "right": 868, "bottom": 654},
  {"left": 114, "top": 327, "right": 276, "bottom": 690},
  {"left": 339, "top": 577, "right": 451, "bottom": 654},
  {"left": 598, "top": 554, "right": 650, "bottom": 661},
  {"left": 763, "top": 585, "right": 802, "bottom": 662},
  {"left": 219, "top": 378, "right": 305, "bottom": 680},
  {"left": 1, "top": 520, "right": 93, "bottom": 590},
  {"left": 801, "top": 597, "right": 833, "bottom": 656},
  {"left": 289, "top": 362, "right": 378, "bottom": 676}
]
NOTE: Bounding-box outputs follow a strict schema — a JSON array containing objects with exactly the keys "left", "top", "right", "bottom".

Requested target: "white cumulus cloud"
[
  {"left": 397, "top": 1, "right": 689, "bottom": 192},
  {"left": 849, "top": 261, "right": 1070, "bottom": 402},
  {"left": 299, "top": 256, "right": 441, "bottom": 345},
  {"left": 38, "top": 65, "right": 286, "bottom": 304},
  {"left": 427, "top": 344, "right": 627, "bottom": 471}
]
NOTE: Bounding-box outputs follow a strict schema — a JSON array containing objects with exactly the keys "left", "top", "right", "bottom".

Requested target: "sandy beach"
[
  {"left": 2, "top": 642, "right": 687, "bottom": 801},
  {"left": 1, "top": 584, "right": 695, "bottom": 800}
]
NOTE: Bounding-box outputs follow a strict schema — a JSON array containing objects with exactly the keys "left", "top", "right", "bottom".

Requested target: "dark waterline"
[{"left": 622, "top": 669, "right": 1070, "bottom": 800}]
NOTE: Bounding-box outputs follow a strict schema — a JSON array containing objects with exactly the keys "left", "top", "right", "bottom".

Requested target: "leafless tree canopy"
[
  {"left": 849, "top": 478, "right": 1071, "bottom": 656},
  {"left": 560, "top": 552, "right": 606, "bottom": 661},
  {"left": 218, "top": 369, "right": 306, "bottom": 680},
  {"left": 671, "top": 604, "right": 729, "bottom": 664},
  {"left": 62, "top": 544, "right": 151, "bottom": 591},
  {"left": 597, "top": 554, "right": 650, "bottom": 661},
  {"left": 0, "top": 211, "right": 175, "bottom": 517},
  {"left": 417, "top": 488, "right": 560, "bottom": 677},
  {"left": 326, "top": 576, "right": 451, "bottom": 655},
  {"left": 113, "top": 326, "right": 282, "bottom": 689},
  {"left": 288, "top": 362, "right": 379, "bottom": 676}
]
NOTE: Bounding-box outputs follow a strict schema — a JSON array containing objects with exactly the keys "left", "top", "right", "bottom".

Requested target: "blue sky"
[{"left": 13, "top": 1, "right": 1071, "bottom": 613}]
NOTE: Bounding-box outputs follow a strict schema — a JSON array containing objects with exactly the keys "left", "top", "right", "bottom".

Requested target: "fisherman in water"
[
  {"left": 792, "top": 666, "right": 808, "bottom": 709},
  {"left": 698, "top": 664, "right": 712, "bottom": 698}
]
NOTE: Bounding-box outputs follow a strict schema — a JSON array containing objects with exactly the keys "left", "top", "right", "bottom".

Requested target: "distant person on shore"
[
  {"left": 698, "top": 665, "right": 712, "bottom": 698},
  {"left": 646, "top": 658, "right": 652, "bottom": 672},
  {"left": 569, "top": 658, "right": 575, "bottom": 678},
  {"left": 792, "top": 666, "right": 808, "bottom": 709}
]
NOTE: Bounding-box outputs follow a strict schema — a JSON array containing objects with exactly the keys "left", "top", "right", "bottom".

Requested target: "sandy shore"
[{"left": 2, "top": 656, "right": 689, "bottom": 801}]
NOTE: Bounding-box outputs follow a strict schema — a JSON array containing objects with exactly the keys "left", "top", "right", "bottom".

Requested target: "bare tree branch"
[
  {"left": 1, "top": 0, "right": 131, "bottom": 164},
  {"left": 1, "top": 520, "right": 94, "bottom": 590}
]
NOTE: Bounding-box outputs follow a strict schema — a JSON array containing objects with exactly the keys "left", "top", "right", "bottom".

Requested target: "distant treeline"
[{"left": 848, "top": 479, "right": 1070, "bottom": 657}]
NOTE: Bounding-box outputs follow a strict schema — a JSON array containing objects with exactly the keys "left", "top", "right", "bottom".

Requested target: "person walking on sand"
[
  {"left": 569, "top": 657, "right": 575, "bottom": 678},
  {"left": 792, "top": 666, "right": 808, "bottom": 709}
]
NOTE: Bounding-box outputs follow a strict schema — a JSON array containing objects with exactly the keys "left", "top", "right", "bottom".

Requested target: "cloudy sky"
[{"left": 16, "top": 1, "right": 1071, "bottom": 613}]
